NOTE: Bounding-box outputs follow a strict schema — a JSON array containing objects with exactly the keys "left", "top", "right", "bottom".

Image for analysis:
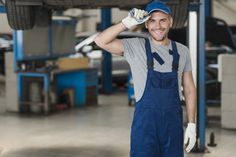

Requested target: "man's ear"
[
  {"left": 145, "top": 21, "right": 148, "bottom": 29},
  {"left": 170, "top": 17, "right": 173, "bottom": 28}
]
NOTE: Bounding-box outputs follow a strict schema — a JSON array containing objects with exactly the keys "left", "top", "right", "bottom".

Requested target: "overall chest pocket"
[{"left": 150, "top": 75, "right": 177, "bottom": 89}]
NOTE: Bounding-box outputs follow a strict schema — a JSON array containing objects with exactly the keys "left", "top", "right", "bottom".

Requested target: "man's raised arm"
[{"left": 94, "top": 8, "right": 150, "bottom": 56}]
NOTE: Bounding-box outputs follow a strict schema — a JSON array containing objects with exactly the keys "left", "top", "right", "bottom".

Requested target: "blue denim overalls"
[{"left": 130, "top": 38, "right": 183, "bottom": 157}]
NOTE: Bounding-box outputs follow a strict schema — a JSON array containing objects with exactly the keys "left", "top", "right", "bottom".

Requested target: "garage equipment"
[
  {"left": 14, "top": 19, "right": 82, "bottom": 114},
  {"left": 18, "top": 72, "right": 50, "bottom": 114},
  {"left": 0, "top": 5, "right": 5, "bottom": 13},
  {"left": 128, "top": 72, "right": 135, "bottom": 106},
  {"left": 219, "top": 54, "right": 236, "bottom": 129},
  {"left": 54, "top": 68, "right": 98, "bottom": 107},
  {"left": 207, "top": 132, "right": 217, "bottom": 147}
]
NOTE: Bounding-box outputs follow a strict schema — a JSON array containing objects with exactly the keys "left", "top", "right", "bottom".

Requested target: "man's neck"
[{"left": 151, "top": 37, "right": 170, "bottom": 46}]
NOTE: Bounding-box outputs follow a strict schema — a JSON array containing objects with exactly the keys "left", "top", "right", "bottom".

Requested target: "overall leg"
[
  {"left": 130, "top": 106, "right": 160, "bottom": 157},
  {"left": 160, "top": 107, "right": 184, "bottom": 157}
]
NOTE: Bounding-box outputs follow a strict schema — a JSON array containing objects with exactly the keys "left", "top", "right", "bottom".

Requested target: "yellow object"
[{"left": 57, "top": 57, "right": 89, "bottom": 70}]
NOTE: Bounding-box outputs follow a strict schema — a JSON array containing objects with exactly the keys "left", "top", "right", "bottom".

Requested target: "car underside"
[
  {"left": 14, "top": 0, "right": 151, "bottom": 9},
  {"left": 4, "top": 0, "right": 192, "bottom": 30}
]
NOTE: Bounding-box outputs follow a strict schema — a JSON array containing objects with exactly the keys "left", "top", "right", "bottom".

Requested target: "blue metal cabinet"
[
  {"left": 0, "top": 6, "right": 5, "bottom": 13},
  {"left": 54, "top": 68, "right": 98, "bottom": 106}
]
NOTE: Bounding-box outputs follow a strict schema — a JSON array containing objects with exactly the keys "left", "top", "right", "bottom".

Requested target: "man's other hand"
[{"left": 184, "top": 123, "right": 196, "bottom": 153}]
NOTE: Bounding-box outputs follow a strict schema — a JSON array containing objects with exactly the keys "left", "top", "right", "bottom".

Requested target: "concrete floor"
[{"left": 0, "top": 92, "right": 236, "bottom": 157}]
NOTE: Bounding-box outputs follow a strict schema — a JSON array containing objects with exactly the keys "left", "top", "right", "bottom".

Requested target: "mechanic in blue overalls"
[{"left": 95, "top": 1, "right": 196, "bottom": 156}]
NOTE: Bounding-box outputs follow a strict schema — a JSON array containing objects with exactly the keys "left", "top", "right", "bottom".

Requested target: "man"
[{"left": 95, "top": 1, "right": 196, "bottom": 157}]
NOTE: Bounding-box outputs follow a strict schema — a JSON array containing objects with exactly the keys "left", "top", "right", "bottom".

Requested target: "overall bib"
[{"left": 130, "top": 39, "right": 183, "bottom": 157}]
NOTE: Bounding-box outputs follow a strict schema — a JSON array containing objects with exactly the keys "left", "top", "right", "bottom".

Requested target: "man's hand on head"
[{"left": 122, "top": 8, "right": 150, "bottom": 29}]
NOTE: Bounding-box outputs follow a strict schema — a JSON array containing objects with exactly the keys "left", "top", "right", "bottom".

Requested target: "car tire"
[
  {"left": 167, "top": 0, "right": 189, "bottom": 28},
  {"left": 5, "top": 0, "right": 35, "bottom": 30}
]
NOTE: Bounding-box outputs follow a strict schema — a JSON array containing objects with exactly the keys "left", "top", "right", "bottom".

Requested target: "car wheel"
[
  {"left": 167, "top": 0, "right": 189, "bottom": 28},
  {"left": 5, "top": 0, "right": 35, "bottom": 30}
]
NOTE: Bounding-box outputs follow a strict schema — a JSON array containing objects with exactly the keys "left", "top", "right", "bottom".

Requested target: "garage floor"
[{"left": 0, "top": 91, "right": 235, "bottom": 157}]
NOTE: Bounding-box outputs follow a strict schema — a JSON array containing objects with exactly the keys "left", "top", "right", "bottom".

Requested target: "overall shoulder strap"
[
  {"left": 144, "top": 38, "right": 153, "bottom": 70},
  {"left": 171, "top": 41, "right": 180, "bottom": 72}
]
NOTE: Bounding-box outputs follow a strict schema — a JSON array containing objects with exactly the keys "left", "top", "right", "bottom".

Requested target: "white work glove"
[
  {"left": 184, "top": 123, "right": 196, "bottom": 153},
  {"left": 122, "top": 8, "right": 150, "bottom": 29}
]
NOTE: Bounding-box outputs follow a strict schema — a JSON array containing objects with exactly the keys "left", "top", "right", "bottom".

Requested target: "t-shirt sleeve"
[
  {"left": 183, "top": 47, "right": 192, "bottom": 72},
  {"left": 122, "top": 38, "right": 140, "bottom": 63}
]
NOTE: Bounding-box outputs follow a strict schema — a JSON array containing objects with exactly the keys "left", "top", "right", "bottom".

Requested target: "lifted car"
[{"left": 3, "top": 0, "right": 191, "bottom": 30}]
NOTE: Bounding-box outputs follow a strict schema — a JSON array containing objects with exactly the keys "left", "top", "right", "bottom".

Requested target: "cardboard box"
[{"left": 57, "top": 57, "right": 89, "bottom": 70}]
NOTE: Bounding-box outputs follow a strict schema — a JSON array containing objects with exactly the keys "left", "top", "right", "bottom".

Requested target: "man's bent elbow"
[{"left": 94, "top": 36, "right": 104, "bottom": 48}]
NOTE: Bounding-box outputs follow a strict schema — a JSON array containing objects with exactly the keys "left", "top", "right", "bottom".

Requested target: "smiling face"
[{"left": 145, "top": 11, "right": 173, "bottom": 45}]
